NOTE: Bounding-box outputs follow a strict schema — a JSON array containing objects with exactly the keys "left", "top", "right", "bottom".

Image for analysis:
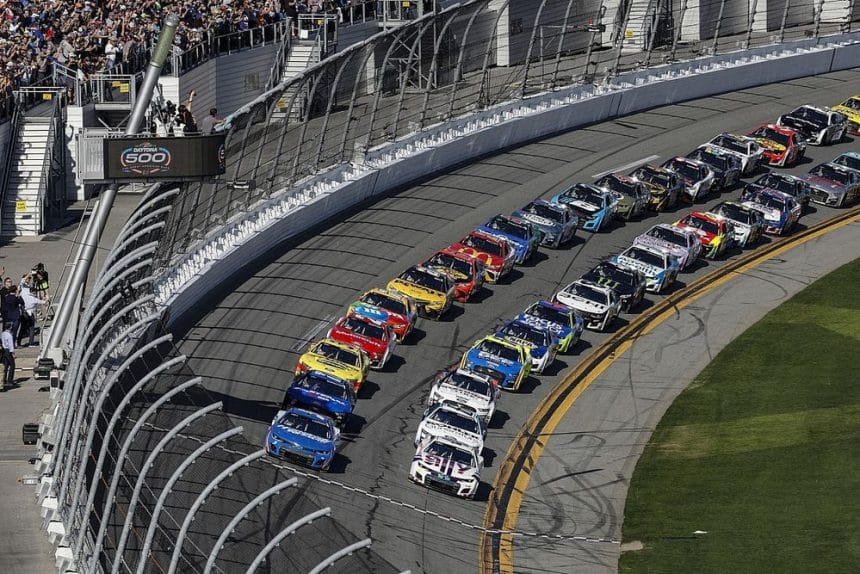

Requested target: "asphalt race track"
[{"left": 174, "top": 69, "right": 860, "bottom": 573}]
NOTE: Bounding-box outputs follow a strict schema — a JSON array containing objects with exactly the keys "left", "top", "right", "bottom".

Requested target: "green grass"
[{"left": 619, "top": 258, "right": 860, "bottom": 573}]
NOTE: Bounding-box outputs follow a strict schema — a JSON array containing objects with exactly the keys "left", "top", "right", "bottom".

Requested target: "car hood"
[
  {"left": 741, "top": 201, "right": 782, "bottom": 221},
  {"left": 388, "top": 279, "right": 446, "bottom": 303},
  {"left": 616, "top": 254, "right": 663, "bottom": 277},
  {"left": 301, "top": 354, "right": 360, "bottom": 377},
  {"left": 287, "top": 387, "right": 352, "bottom": 414},
  {"left": 562, "top": 199, "right": 600, "bottom": 214},
  {"left": 753, "top": 137, "right": 787, "bottom": 153},
  {"left": 515, "top": 313, "right": 571, "bottom": 337},
  {"left": 432, "top": 383, "right": 493, "bottom": 411},
  {"left": 634, "top": 236, "right": 687, "bottom": 260},
  {"left": 349, "top": 302, "right": 407, "bottom": 326},
  {"left": 420, "top": 420, "right": 482, "bottom": 449},
  {"left": 466, "top": 350, "right": 519, "bottom": 373},
  {"left": 560, "top": 295, "right": 608, "bottom": 315},
  {"left": 513, "top": 211, "right": 561, "bottom": 231},
  {"left": 414, "top": 452, "right": 478, "bottom": 480},
  {"left": 799, "top": 175, "right": 845, "bottom": 193},
  {"left": 270, "top": 425, "right": 333, "bottom": 451}
]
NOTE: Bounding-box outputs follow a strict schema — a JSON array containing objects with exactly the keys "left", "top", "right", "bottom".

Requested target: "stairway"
[
  {"left": 272, "top": 42, "right": 321, "bottom": 122},
  {"left": 1, "top": 118, "right": 52, "bottom": 236},
  {"left": 624, "top": 0, "right": 652, "bottom": 51}
]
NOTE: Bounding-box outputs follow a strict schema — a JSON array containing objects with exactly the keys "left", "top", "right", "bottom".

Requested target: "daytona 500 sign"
[{"left": 103, "top": 134, "right": 226, "bottom": 180}]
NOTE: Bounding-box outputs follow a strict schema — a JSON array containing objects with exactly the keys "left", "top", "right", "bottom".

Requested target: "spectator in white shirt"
[{"left": 1, "top": 322, "right": 14, "bottom": 391}]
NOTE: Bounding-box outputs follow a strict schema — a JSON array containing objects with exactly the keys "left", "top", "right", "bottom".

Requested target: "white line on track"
[
  {"left": 591, "top": 154, "right": 660, "bottom": 179},
  {"left": 138, "top": 421, "right": 620, "bottom": 545},
  {"left": 290, "top": 314, "right": 336, "bottom": 351}
]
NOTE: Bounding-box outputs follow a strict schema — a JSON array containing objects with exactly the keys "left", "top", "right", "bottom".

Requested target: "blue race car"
[
  {"left": 551, "top": 183, "right": 617, "bottom": 232},
  {"left": 512, "top": 200, "right": 578, "bottom": 248},
  {"left": 739, "top": 187, "right": 801, "bottom": 235},
  {"left": 516, "top": 299, "right": 585, "bottom": 354},
  {"left": 265, "top": 407, "right": 339, "bottom": 471},
  {"left": 476, "top": 214, "right": 541, "bottom": 264},
  {"left": 283, "top": 370, "right": 356, "bottom": 426},
  {"left": 495, "top": 319, "right": 559, "bottom": 374},
  {"left": 460, "top": 336, "right": 531, "bottom": 391}
]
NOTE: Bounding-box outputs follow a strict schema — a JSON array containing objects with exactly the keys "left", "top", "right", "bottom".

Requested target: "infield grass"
[{"left": 619, "top": 258, "right": 860, "bottom": 573}]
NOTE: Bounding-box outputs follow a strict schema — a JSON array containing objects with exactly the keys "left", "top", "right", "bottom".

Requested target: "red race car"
[
  {"left": 423, "top": 248, "right": 486, "bottom": 302},
  {"left": 326, "top": 313, "right": 397, "bottom": 370},
  {"left": 447, "top": 231, "right": 515, "bottom": 284},
  {"left": 348, "top": 288, "right": 417, "bottom": 343},
  {"left": 673, "top": 211, "right": 733, "bottom": 260},
  {"left": 748, "top": 124, "right": 806, "bottom": 167}
]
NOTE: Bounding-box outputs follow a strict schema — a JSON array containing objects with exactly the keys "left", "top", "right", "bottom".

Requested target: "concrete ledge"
[{"left": 156, "top": 33, "right": 860, "bottom": 328}]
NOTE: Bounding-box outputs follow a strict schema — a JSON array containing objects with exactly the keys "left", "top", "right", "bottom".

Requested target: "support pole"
[
  {"left": 745, "top": 0, "right": 759, "bottom": 49},
  {"left": 43, "top": 14, "right": 179, "bottom": 362},
  {"left": 712, "top": 0, "right": 727, "bottom": 55},
  {"left": 779, "top": 0, "right": 792, "bottom": 43}
]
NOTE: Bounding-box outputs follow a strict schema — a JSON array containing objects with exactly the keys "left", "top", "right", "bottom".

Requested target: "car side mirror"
[{"left": 478, "top": 455, "right": 485, "bottom": 467}]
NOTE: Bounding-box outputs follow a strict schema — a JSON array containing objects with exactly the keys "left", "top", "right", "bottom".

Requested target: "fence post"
[
  {"left": 610, "top": 0, "right": 635, "bottom": 76},
  {"left": 671, "top": 0, "right": 688, "bottom": 61},
  {"left": 712, "top": 0, "right": 727, "bottom": 54},
  {"left": 779, "top": 0, "right": 792, "bottom": 43},
  {"left": 745, "top": 0, "right": 759, "bottom": 49},
  {"left": 813, "top": 0, "right": 825, "bottom": 38},
  {"left": 519, "top": 0, "right": 549, "bottom": 97}
]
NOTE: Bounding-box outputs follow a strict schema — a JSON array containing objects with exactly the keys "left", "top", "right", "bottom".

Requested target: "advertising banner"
[{"left": 103, "top": 135, "right": 226, "bottom": 180}]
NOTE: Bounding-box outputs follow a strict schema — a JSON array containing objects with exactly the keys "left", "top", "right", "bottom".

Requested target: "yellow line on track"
[{"left": 479, "top": 207, "right": 860, "bottom": 574}]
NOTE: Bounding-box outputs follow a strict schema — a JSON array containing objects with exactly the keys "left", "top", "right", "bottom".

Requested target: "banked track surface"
[{"left": 171, "top": 69, "right": 860, "bottom": 573}]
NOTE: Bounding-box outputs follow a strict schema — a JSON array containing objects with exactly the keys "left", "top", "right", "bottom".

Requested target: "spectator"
[
  {"left": 17, "top": 285, "right": 47, "bottom": 347},
  {"left": 2, "top": 285, "right": 24, "bottom": 340},
  {"left": 31, "top": 263, "right": 49, "bottom": 301},
  {"left": 1, "top": 322, "right": 14, "bottom": 391},
  {"left": 176, "top": 89, "right": 198, "bottom": 134},
  {"left": 198, "top": 106, "right": 223, "bottom": 134},
  {"left": 0, "top": 276, "right": 16, "bottom": 324}
]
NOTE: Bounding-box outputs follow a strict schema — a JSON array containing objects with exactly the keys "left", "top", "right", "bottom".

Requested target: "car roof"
[{"left": 282, "top": 407, "right": 332, "bottom": 424}]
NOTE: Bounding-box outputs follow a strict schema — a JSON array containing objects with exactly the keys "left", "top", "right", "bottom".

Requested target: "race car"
[
  {"left": 739, "top": 188, "right": 802, "bottom": 236},
  {"left": 551, "top": 183, "right": 618, "bottom": 232},
  {"left": 414, "top": 402, "right": 486, "bottom": 451},
  {"left": 554, "top": 279, "right": 622, "bottom": 332},
  {"left": 349, "top": 288, "right": 417, "bottom": 343},
  {"left": 709, "top": 201, "right": 765, "bottom": 248},
  {"left": 580, "top": 261, "right": 646, "bottom": 312},
  {"left": 283, "top": 371, "right": 356, "bottom": 426},
  {"left": 423, "top": 248, "right": 485, "bottom": 303},
  {"left": 409, "top": 437, "right": 483, "bottom": 499},
  {"left": 832, "top": 95, "right": 860, "bottom": 134},
  {"left": 387, "top": 265, "right": 455, "bottom": 319},
  {"left": 612, "top": 245, "right": 680, "bottom": 294},
  {"left": 594, "top": 174, "right": 649, "bottom": 221},
  {"left": 460, "top": 335, "right": 531, "bottom": 392},
  {"left": 661, "top": 156, "right": 715, "bottom": 202},
  {"left": 686, "top": 145, "right": 742, "bottom": 190},
  {"left": 476, "top": 214, "right": 541, "bottom": 264},
  {"left": 744, "top": 172, "right": 812, "bottom": 211},
  {"left": 327, "top": 313, "right": 397, "bottom": 369},
  {"left": 495, "top": 319, "right": 559, "bottom": 374},
  {"left": 265, "top": 407, "right": 339, "bottom": 471},
  {"left": 428, "top": 368, "right": 499, "bottom": 425},
  {"left": 516, "top": 300, "right": 585, "bottom": 354},
  {"left": 831, "top": 151, "right": 860, "bottom": 173},
  {"left": 747, "top": 123, "right": 806, "bottom": 167},
  {"left": 448, "top": 230, "right": 515, "bottom": 283},
  {"left": 706, "top": 133, "right": 764, "bottom": 175},
  {"left": 799, "top": 162, "right": 860, "bottom": 207},
  {"left": 674, "top": 211, "right": 734, "bottom": 259},
  {"left": 512, "top": 199, "right": 578, "bottom": 248},
  {"left": 630, "top": 164, "right": 684, "bottom": 211},
  {"left": 777, "top": 105, "right": 847, "bottom": 145},
  {"left": 633, "top": 223, "right": 703, "bottom": 271},
  {"left": 295, "top": 338, "right": 370, "bottom": 393}
]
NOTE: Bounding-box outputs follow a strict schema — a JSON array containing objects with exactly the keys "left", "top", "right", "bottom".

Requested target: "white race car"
[
  {"left": 554, "top": 279, "right": 621, "bottom": 332},
  {"left": 633, "top": 223, "right": 702, "bottom": 271},
  {"left": 409, "top": 438, "right": 483, "bottom": 499},
  {"left": 414, "top": 402, "right": 486, "bottom": 452},
  {"left": 612, "top": 245, "right": 680, "bottom": 294},
  {"left": 428, "top": 368, "right": 499, "bottom": 425},
  {"left": 707, "top": 133, "right": 764, "bottom": 175}
]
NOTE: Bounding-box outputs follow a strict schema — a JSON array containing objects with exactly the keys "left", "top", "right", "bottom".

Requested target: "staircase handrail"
[
  {"left": 265, "top": 19, "right": 293, "bottom": 92},
  {"left": 34, "top": 92, "right": 64, "bottom": 234},
  {"left": 0, "top": 103, "right": 22, "bottom": 235},
  {"left": 52, "top": 62, "right": 92, "bottom": 107}
]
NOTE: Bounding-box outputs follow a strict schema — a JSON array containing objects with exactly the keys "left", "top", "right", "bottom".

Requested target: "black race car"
[{"left": 580, "top": 260, "right": 646, "bottom": 312}]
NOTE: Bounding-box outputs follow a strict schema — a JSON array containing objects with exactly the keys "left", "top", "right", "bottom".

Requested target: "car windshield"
[
  {"left": 487, "top": 216, "right": 528, "bottom": 238},
  {"left": 501, "top": 323, "right": 548, "bottom": 346},
  {"left": 526, "top": 303, "right": 569, "bottom": 326},
  {"left": 429, "top": 408, "right": 480, "bottom": 434},
  {"left": 646, "top": 226, "right": 687, "bottom": 247},
  {"left": 399, "top": 268, "right": 448, "bottom": 292},
  {"left": 562, "top": 184, "right": 604, "bottom": 205},
  {"left": 681, "top": 215, "right": 719, "bottom": 235},
  {"left": 755, "top": 174, "right": 795, "bottom": 195},
  {"left": 280, "top": 412, "right": 332, "bottom": 439},
  {"left": 585, "top": 263, "right": 635, "bottom": 285},
  {"left": 624, "top": 246, "right": 666, "bottom": 268},
  {"left": 424, "top": 442, "right": 474, "bottom": 466},
  {"left": 597, "top": 176, "right": 639, "bottom": 197},
  {"left": 689, "top": 149, "right": 730, "bottom": 170},
  {"left": 476, "top": 339, "right": 521, "bottom": 362},
  {"left": 461, "top": 234, "right": 503, "bottom": 256},
  {"left": 635, "top": 166, "right": 672, "bottom": 188},
  {"left": 315, "top": 342, "right": 360, "bottom": 366},
  {"left": 832, "top": 154, "right": 860, "bottom": 171},
  {"left": 810, "top": 164, "right": 852, "bottom": 184},
  {"left": 446, "top": 373, "right": 493, "bottom": 398},
  {"left": 752, "top": 127, "right": 791, "bottom": 146},
  {"left": 794, "top": 106, "right": 828, "bottom": 124},
  {"left": 713, "top": 203, "right": 753, "bottom": 223},
  {"left": 665, "top": 159, "right": 702, "bottom": 181},
  {"left": 522, "top": 202, "right": 564, "bottom": 222},
  {"left": 361, "top": 292, "right": 407, "bottom": 315},
  {"left": 564, "top": 282, "right": 608, "bottom": 304},
  {"left": 840, "top": 97, "right": 860, "bottom": 110},
  {"left": 296, "top": 375, "right": 350, "bottom": 400},
  {"left": 712, "top": 135, "right": 748, "bottom": 154},
  {"left": 343, "top": 317, "right": 386, "bottom": 339},
  {"left": 747, "top": 192, "right": 785, "bottom": 211},
  {"left": 427, "top": 253, "right": 473, "bottom": 277}
]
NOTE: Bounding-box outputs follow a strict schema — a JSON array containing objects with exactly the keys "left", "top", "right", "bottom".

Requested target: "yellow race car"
[
  {"left": 386, "top": 265, "right": 455, "bottom": 319},
  {"left": 296, "top": 338, "right": 370, "bottom": 393},
  {"left": 833, "top": 95, "right": 860, "bottom": 134}
]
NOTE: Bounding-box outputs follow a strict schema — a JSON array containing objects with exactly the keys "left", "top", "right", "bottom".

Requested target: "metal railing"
[{"left": 0, "top": 103, "right": 21, "bottom": 234}]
